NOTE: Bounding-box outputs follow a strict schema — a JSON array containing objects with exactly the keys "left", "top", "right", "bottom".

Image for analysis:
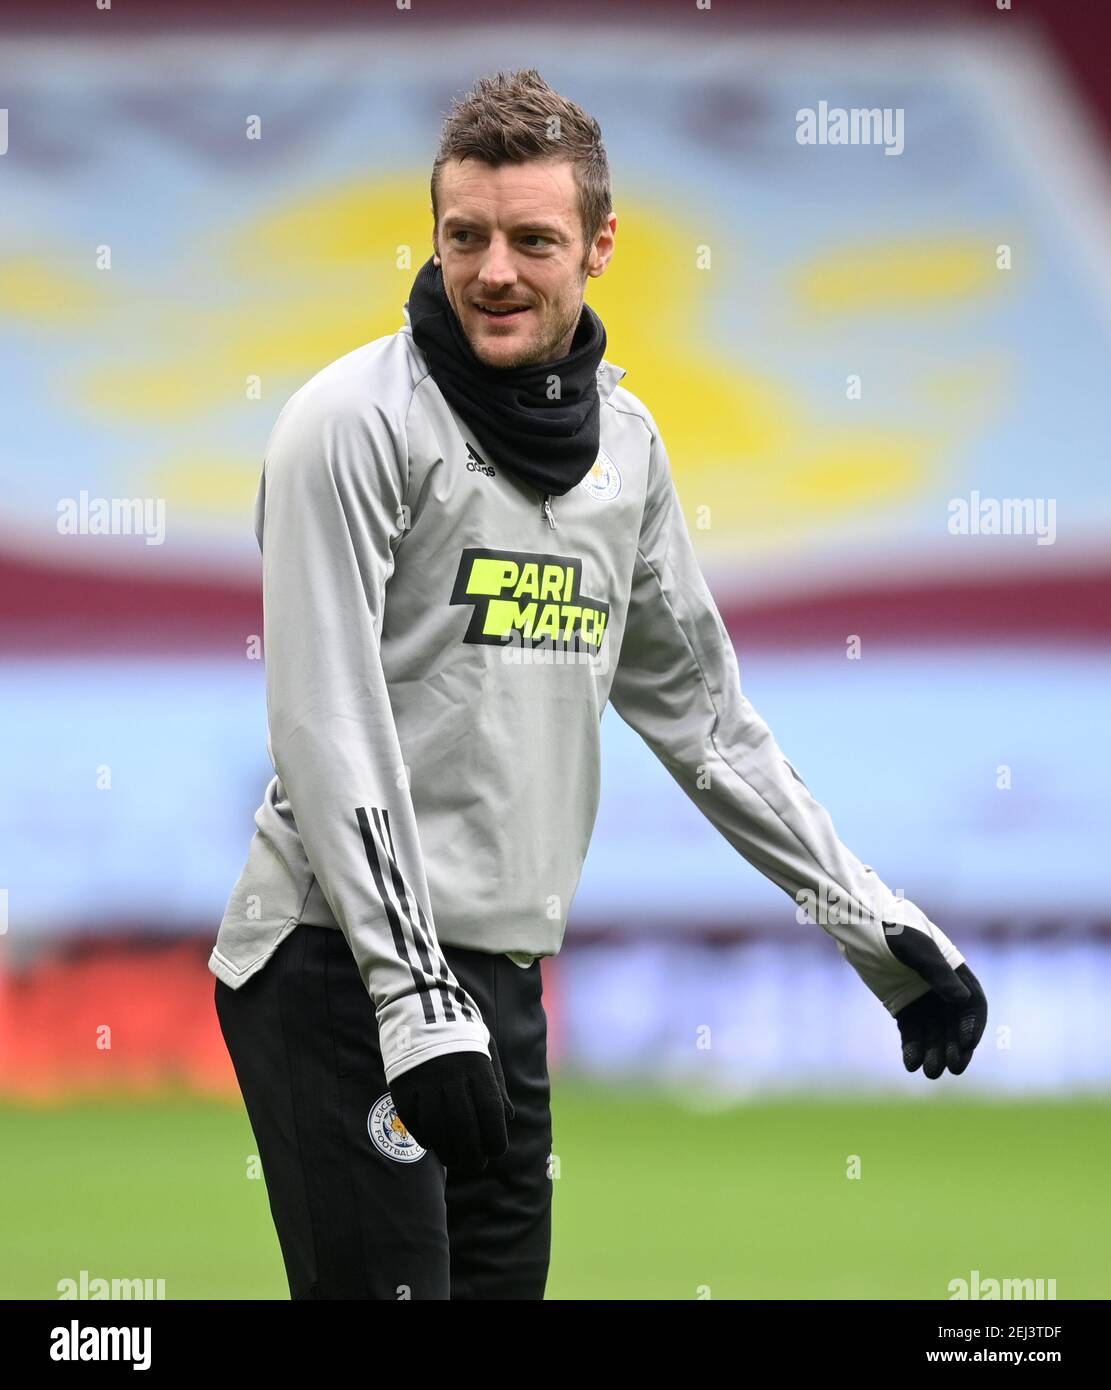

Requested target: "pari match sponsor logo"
[
  {"left": 368, "top": 1092, "right": 427, "bottom": 1163},
  {"left": 451, "top": 547, "right": 610, "bottom": 653},
  {"left": 579, "top": 449, "right": 621, "bottom": 501}
]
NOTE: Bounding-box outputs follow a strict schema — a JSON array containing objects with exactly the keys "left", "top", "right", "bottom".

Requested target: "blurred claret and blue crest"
[{"left": 1, "top": 12, "right": 1109, "bottom": 1101}]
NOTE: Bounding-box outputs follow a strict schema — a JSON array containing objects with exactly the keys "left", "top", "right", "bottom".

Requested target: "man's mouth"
[{"left": 475, "top": 302, "right": 531, "bottom": 320}]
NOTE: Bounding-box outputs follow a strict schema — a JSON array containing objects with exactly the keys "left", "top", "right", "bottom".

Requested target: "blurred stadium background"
[{"left": 1, "top": 0, "right": 1109, "bottom": 1299}]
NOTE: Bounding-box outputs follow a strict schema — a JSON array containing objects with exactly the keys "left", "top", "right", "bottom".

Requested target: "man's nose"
[{"left": 477, "top": 237, "right": 517, "bottom": 289}]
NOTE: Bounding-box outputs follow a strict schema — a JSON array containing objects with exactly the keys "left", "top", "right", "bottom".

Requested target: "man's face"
[{"left": 433, "top": 157, "right": 615, "bottom": 369}]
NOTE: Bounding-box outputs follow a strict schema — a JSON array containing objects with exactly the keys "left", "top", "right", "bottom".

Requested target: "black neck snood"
[{"left": 405, "top": 254, "right": 608, "bottom": 498}]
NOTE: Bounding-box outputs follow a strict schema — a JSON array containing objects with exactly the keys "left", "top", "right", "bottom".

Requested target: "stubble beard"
[{"left": 461, "top": 284, "right": 587, "bottom": 371}]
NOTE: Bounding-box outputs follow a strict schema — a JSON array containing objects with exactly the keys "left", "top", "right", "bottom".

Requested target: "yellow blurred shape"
[
  {"left": 77, "top": 177, "right": 435, "bottom": 419},
  {"left": 62, "top": 177, "right": 977, "bottom": 550},
  {"left": 0, "top": 256, "right": 99, "bottom": 322},
  {"left": 222, "top": 175, "right": 431, "bottom": 271},
  {"left": 796, "top": 240, "right": 1001, "bottom": 312},
  {"left": 83, "top": 365, "right": 226, "bottom": 419},
  {"left": 777, "top": 432, "right": 929, "bottom": 506},
  {"left": 147, "top": 454, "right": 261, "bottom": 517},
  {"left": 588, "top": 203, "right": 796, "bottom": 458},
  {"left": 921, "top": 356, "right": 1010, "bottom": 415},
  {"left": 679, "top": 431, "right": 932, "bottom": 556}
]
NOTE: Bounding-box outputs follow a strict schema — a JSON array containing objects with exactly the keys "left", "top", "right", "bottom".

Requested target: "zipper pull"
[{"left": 542, "top": 494, "right": 556, "bottom": 530}]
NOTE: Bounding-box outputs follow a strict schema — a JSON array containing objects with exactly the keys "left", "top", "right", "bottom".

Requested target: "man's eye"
[
  {"left": 452, "top": 230, "right": 473, "bottom": 243},
  {"left": 523, "top": 234, "right": 551, "bottom": 247}
]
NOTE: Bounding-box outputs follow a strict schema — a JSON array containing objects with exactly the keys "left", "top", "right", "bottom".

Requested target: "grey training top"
[{"left": 209, "top": 309, "right": 963, "bottom": 1084}]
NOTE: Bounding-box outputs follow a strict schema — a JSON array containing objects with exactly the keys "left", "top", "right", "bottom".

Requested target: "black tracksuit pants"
[{"left": 214, "top": 923, "right": 553, "bottom": 1300}]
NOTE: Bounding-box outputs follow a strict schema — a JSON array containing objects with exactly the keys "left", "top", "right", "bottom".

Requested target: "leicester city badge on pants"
[{"left": 368, "top": 1092, "right": 428, "bottom": 1163}]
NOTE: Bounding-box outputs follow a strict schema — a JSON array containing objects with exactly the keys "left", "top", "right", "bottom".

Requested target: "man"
[{"left": 211, "top": 68, "right": 987, "bottom": 1302}]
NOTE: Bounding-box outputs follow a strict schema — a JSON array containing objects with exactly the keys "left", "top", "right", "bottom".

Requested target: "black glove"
[
  {"left": 884, "top": 924, "right": 988, "bottom": 1079},
  {"left": 390, "top": 1041, "right": 515, "bottom": 1176}
]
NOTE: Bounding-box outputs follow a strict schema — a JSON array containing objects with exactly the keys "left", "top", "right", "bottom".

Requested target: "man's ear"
[{"left": 585, "top": 214, "right": 617, "bottom": 279}]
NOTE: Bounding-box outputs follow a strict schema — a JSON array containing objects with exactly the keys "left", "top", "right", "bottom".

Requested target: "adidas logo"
[{"left": 465, "top": 443, "right": 495, "bottom": 477}]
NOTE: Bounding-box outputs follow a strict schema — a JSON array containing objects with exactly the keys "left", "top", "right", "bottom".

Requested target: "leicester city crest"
[
  {"left": 368, "top": 1092, "right": 427, "bottom": 1163},
  {"left": 579, "top": 449, "right": 621, "bottom": 501}
]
